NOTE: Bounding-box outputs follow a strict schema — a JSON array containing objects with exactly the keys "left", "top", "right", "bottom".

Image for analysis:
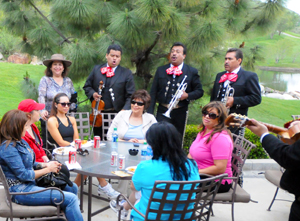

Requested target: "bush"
[{"left": 183, "top": 125, "right": 269, "bottom": 159}]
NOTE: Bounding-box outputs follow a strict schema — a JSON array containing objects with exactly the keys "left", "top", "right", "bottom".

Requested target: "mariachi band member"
[
  {"left": 210, "top": 48, "right": 261, "bottom": 187},
  {"left": 210, "top": 48, "right": 261, "bottom": 128},
  {"left": 83, "top": 44, "right": 135, "bottom": 139},
  {"left": 148, "top": 42, "right": 204, "bottom": 139}
]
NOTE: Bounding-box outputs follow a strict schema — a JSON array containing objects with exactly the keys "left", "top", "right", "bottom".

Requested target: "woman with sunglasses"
[
  {"left": 107, "top": 89, "right": 157, "bottom": 143},
  {"left": 188, "top": 101, "right": 233, "bottom": 193},
  {"left": 47, "top": 93, "right": 79, "bottom": 149}
]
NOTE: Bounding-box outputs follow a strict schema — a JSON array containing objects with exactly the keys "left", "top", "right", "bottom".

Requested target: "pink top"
[{"left": 189, "top": 129, "right": 233, "bottom": 184}]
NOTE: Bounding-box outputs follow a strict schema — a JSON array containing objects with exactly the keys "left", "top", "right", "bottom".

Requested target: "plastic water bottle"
[
  {"left": 112, "top": 128, "right": 118, "bottom": 151},
  {"left": 146, "top": 145, "right": 153, "bottom": 160},
  {"left": 141, "top": 142, "right": 148, "bottom": 160}
]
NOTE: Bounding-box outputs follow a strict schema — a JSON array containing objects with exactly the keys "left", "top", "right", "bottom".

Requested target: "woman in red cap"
[{"left": 18, "top": 99, "right": 50, "bottom": 162}]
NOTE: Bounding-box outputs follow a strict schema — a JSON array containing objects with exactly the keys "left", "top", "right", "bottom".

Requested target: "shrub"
[{"left": 183, "top": 125, "right": 269, "bottom": 159}]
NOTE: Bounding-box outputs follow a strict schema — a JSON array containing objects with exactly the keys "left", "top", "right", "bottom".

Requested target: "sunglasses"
[
  {"left": 58, "top": 102, "right": 72, "bottom": 107},
  {"left": 202, "top": 110, "right": 219, "bottom": 119},
  {"left": 131, "top": 100, "right": 145, "bottom": 106},
  {"left": 77, "top": 148, "right": 89, "bottom": 156}
]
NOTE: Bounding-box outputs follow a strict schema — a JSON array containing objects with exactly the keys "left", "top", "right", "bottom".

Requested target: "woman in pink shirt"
[{"left": 188, "top": 101, "right": 233, "bottom": 193}]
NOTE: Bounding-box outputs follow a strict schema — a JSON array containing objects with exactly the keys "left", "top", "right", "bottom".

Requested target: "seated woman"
[
  {"left": 18, "top": 99, "right": 49, "bottom": 163},
  {"left": 0, "top": 109, "right": 83, "bottom": 221},
  {"left": 188, "top": 101, "right": 233, "bottom": 193},
  {"left": 110, "top": 122, "right": 200, "bottom": 220},
  {"left": 47, "top": 93, "right": 79, "bottom": 150},
  {"left": 48, "top": 93, "right": 119, "bottom": 199},
  {"left": 107, "top": 89, "right": 157, "bottom": 143}
]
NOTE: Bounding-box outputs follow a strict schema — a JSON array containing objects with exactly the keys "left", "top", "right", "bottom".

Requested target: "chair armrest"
[
  {"left": 10, "top": 187, "right": 65, "bottom": 206},
  {"left": 116, "top": 194, "right": 145, "bottom": 219}
]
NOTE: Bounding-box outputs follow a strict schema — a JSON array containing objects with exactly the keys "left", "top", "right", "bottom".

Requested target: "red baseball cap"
[{"left": 18, "top": 99, "right": 45, "bottom": 112}]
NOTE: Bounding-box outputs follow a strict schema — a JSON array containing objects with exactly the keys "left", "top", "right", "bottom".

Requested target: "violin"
[
  {"left": 89, "top": 81, "right": 105, "bottom": 127},
  {"left": 225, "top": 113, "right": 300, "bottom": 145}
]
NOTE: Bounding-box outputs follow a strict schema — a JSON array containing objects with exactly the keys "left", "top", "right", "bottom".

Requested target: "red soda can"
[
  {"left": 69, "top": 151, "right": 76, "bottom": 164},
  {"left": 75, "top": 139, "right": 81, "bottom": 150},
  {"left": 94, "top": 136, "right": 101, "bottom": 148},
  {"left": 118, "top": 155, "right": 125, "bottom": 170},
  {"left": 110, "top": 151, "right": 118, "bottom": 166}
]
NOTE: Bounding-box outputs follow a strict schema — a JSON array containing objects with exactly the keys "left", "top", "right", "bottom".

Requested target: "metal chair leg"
[{"left": 267, "top": 187, "right": 279, "bottom": 211}]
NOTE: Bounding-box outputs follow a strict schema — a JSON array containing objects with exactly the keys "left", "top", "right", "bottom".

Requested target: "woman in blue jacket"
[{"left": 0, "top": 109, "right": 83, "bottom": 221}]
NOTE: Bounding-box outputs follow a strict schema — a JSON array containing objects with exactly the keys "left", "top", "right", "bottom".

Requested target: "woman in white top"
[{"left": 107, "top": 89, "right": 157, "bottom": 143}]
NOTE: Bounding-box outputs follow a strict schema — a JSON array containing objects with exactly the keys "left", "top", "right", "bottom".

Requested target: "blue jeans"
[{"left": 10, "top": 183, "right": 83, "bottom": 221}]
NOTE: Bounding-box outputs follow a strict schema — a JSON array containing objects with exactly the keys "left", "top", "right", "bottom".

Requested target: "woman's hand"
[
  {"left": 128, "top": 138, "right": 139, "bottom": 143},
  {"left": 46, "top": 161, "right": 62, "bottom": 173},
  {"left": 40, "top": 110, "right": 49, "bottom": 121}
]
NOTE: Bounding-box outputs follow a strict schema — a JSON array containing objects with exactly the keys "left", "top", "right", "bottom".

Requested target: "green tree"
[{"left": 0, "top": 0, "right": 286, "bottom": 90}]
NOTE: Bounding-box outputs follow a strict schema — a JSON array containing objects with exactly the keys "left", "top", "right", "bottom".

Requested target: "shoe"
[
  {"left": 98, "top": 183, "right": 120, "bottom": 199},
  {"left": 110, "top": 199, "right": 129, "bottom": 220}
]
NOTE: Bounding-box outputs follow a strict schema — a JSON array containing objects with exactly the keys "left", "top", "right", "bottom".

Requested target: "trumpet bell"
[{"left": 163, "top": 111, "right": 171, "bottom": 119}]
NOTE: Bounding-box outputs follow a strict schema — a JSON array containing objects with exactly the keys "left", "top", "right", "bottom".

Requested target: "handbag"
[{"left": 36, "top": 164, "right": 73, "bottom": 189}]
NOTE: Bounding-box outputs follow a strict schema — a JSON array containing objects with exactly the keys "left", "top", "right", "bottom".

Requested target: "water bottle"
[
  {"left": 112, "top": 128, "right": 118, "bottom": 152},
  {"left": 141, "top": 142, "right": 148, "bottom": 160},
  {"left": 146, "top": 145, "right": 153, "bottom": 160}
]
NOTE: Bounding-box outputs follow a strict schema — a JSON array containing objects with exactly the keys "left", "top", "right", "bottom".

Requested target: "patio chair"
[
  {"left": 116, "top": 174, "right": 227, "bottom": 221},
  {"left": 291, "top": 115, "right": 300, "bottom": 120},
  {"left": 102, "top": 112, "right": 117, "bottom": 141},
  {"left": 265, "top": 168, "right": 292, "bottom": 211},
  {"left": 0, "top": 166, "right": 67, "bottom": 221},
  {"left": 211, "top": 134, "right": 256, "bottom": 221}
]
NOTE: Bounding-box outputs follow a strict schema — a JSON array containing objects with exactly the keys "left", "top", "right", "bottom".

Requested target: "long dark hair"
[
  {"left": 146, "top": 122, "right": 197, "bottom": 181},
  {"left": 50, "top": 93, "right": 69, "bottom": 117},
  {"left": 200, "top": 101, "right": 231, "bottom": 143},
  {"left": 0, "top": 110, "right": 28, "bottom": 147}
]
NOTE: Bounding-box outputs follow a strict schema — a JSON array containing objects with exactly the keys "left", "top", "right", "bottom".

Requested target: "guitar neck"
[{"left": 259, "top": 122, "right": 287, "bottom": 134}]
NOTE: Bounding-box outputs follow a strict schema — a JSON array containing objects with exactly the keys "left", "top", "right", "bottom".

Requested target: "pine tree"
[{"left": 0, "top": 0, "right": 286, "bottom": 89}]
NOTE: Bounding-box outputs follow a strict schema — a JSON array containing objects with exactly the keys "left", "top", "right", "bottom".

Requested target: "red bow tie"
[
  {"left": 101, "top": 67, "right": 114, "bottom": 78},
  {"left": 219, "top": 73, "right": 238, "bottom": 83},
  {"left": 166, "top": 66, "right": 183, "bottom": 76}
]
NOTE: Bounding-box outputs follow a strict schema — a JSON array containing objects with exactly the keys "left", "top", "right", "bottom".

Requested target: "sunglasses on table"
[
  {"left": 201, "top": 110, "right": 219, "bottom": 119},
  {"left": 131, "top": 100, "right": 145, "bottom": 106},
  {"left": 58, "top": 102, "right": 72, "bottom": 107},
  {"left": 77, "top": 148, "right": 89, "bottom": 156}
]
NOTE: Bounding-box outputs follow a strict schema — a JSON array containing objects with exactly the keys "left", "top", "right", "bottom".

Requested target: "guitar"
[{"left": 225, "top": 113, "right": 300, "bottom": 144}]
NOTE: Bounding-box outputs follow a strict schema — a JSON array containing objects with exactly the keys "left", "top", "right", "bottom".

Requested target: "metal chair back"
[
  {"left": 68, "top": 112, "right": 91, "bottom": 140},
  {"left": 117, "top": 174, "right": 227, "bottom": 221},
  {"left": 102, "top": 113, "right": 117, "bottom": 141}
]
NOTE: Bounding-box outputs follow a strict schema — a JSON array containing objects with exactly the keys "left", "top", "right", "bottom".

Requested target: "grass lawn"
[
  {"left": 245, "top": 33, "right": 300, "bottom": 68},
  {"left": 248, "top": 97, "right": 300, "bottom": 127},
  {"left": 0, "top": 62, "right": 45, "bottom": 117}
]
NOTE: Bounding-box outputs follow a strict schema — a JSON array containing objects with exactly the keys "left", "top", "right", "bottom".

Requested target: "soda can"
[
  {"left": 110, "top": 151, "right": 118, "bottom": 166},
  {"left": 118, "top": 155, "right": 125, "bottom": 170},
  {"left": 94, "top": 136, "right": 101, "bottom": 148},
  {"left": 75, "top": 139, "right": 81, "bottom": 150},
  {"left": 69, "top": 151, "right": 76, "bottom": 164}
]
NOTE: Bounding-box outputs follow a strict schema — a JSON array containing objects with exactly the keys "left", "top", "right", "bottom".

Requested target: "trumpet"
[
  {"left": 163, "top": 75, "right": 188, "bottom": 119},
  {"left": 221, "top": 85, "right": 235, "bottom": 113}
]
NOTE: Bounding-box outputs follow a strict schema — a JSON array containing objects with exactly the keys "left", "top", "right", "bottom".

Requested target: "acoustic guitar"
[{"left": 225, "top": 113, "right": 300, "bottom": 145}]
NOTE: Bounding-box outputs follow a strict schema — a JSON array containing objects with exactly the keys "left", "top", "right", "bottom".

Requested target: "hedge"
[{"left": 183, "top": 125, "right": 269, "bottom": 159}]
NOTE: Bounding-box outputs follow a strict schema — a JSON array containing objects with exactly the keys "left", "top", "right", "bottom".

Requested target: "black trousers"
[
  {"left": 40, "top": 119, "right": 47, "bottom": 149},
  {"left": 92, "top": 110, "right": 118, "bottom": 140},
  {"left": 289, "top": 197, "right": 300, "bottom": 221},
  {"left": 156, "top": 104, "right": 188, "bottom": 141}
]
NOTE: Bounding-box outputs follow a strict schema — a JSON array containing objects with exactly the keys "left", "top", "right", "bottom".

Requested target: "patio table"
[{"left": 56, "top": 141, "right": 142, "bottom": 221}]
